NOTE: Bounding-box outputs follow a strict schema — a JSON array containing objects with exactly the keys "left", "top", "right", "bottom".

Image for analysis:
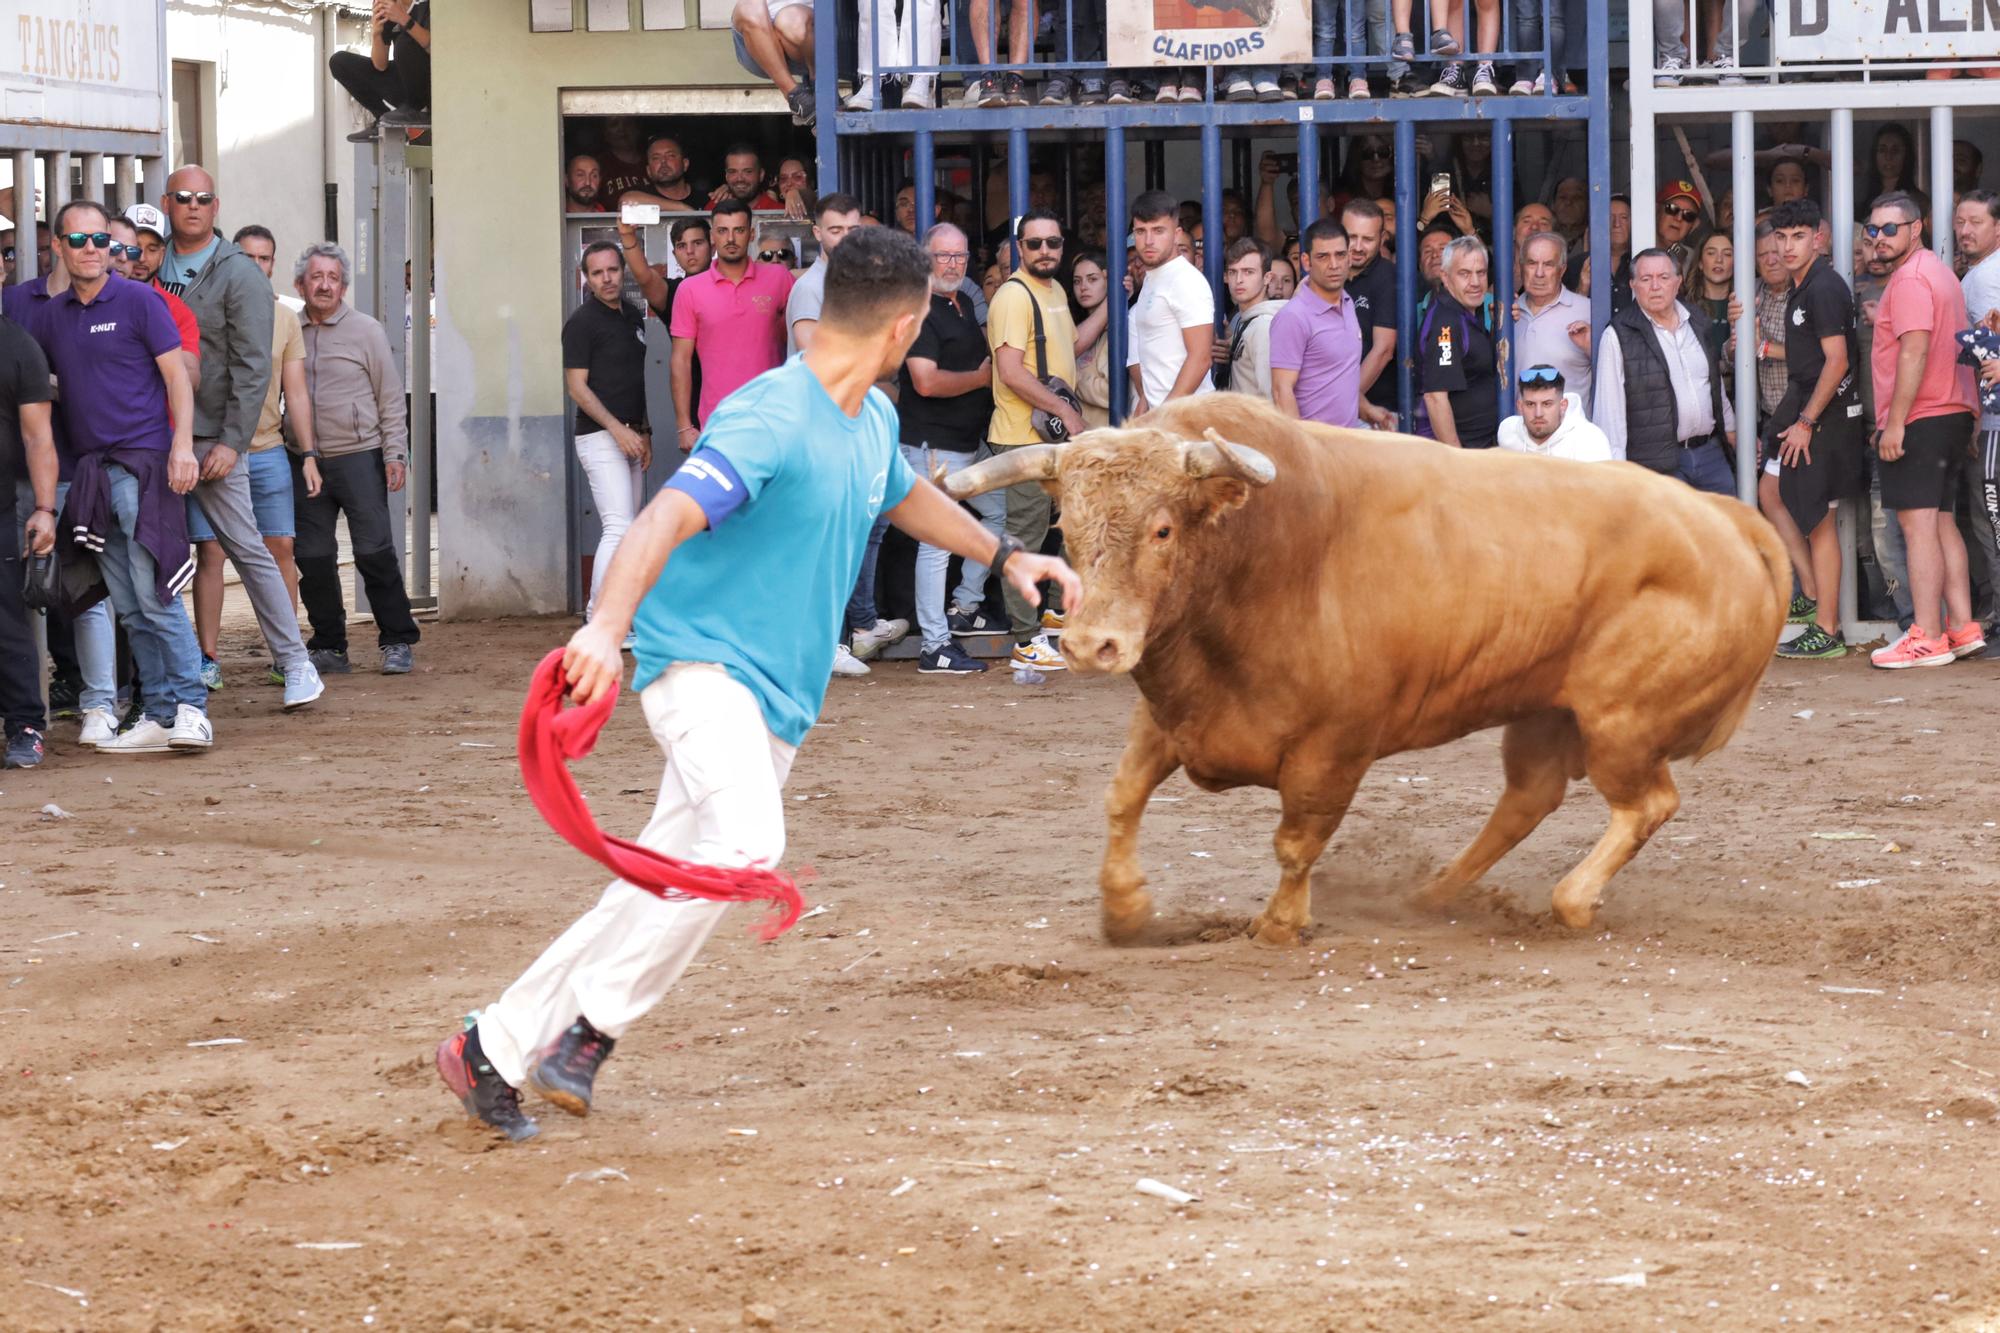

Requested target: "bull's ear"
[{"left": 1191, "top": 476, "right": 1253, "bottom": 524}]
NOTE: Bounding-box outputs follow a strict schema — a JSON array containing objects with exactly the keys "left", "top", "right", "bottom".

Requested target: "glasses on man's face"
[
  {"left": 62, "top": 232, "right": 113, "bottom": 251},
  {"left": 108, "top": 242, "right": 139, "bottom": 260},
  {"left": 168, "top": 190, "right": 216, "bottom": 207},
  {"left": 1863, "top": 221, "right": 1909, "bottom": 239},
  {"left": 1662, "top": 203, "right": 1700, "bottom": 223},
  {"left": 758, "top": 250, "right": 795, "bottom": 265},
  {"left": 1518, "top": 365, "right": 1562, "bottom": 387},
  {"left": 1020, "top": 236, "right": 1062, "bottom": 252},
  {"left": 931, "top": 251, "right": 969, "bottom": 265}
]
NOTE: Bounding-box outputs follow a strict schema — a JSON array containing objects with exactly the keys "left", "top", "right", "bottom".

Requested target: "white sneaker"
[
  {"left": 843, "top": 81, "right": 876, "bottom": 111},
  {"left": 99, "top": 717, "right": 174, "bottom": 754},
  {"left": 903, "top": 74, "right": 936, "bottom": 109},
  {"left": 77, "top": 707, "right": 118, "bottom": 748},
  {"left": 831, "top": 643, "right": 871, "bottom": 677},
  {"left": 1712, "top": 53, "right": 1744, "bottom": 85},
  {"left": 1010, "top": 634, "right": 1068, "bottom": 672},
  {"left": 850, "top": 617, "right": 910, "bottom": 661},
  {"left": 1654, "top": 55, "right": 1685, "bottom": 87},
  {"left": 168, "top": 704, "right": 214, "bottom": 750}
]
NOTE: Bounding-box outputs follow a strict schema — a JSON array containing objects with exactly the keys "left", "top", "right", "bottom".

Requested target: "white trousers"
[
  {"left": 477, "top": 663, "right": 795, "bottom": 1088},
  {"left": 856, "top": 0, "right": 940, "bottom": 80},
  {"left": 576, "top": 428, "right": 647, "bottom": 618}
]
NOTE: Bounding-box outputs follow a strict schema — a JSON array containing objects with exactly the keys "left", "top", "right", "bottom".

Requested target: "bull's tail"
[{"left": 1690, "top": 500, "right": 1792, "bottom": 763}]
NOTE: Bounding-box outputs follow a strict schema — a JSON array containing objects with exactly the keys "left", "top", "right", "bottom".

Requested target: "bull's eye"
[{"left": 1155, "top": 524, "right": 1172, "bottom": 541}]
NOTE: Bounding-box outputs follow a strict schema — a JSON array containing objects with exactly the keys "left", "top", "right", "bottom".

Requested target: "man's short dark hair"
[
  {"left": 580, "top": 240, "right": 623, "bottom": 270},
  {"left": 1869, "top": 190, "right": 1922, "bottom": 223},
  {"left": 1015, "top": 206, "right": 1061, "bottom": 241},
  {"left": 1767, "top": 198, "right": 1822, "bottom": 232},
  {"left": 646, "top": 134, "right": 682, "bottom": 153},
  {"left": 670, "top": 216, "right": 710, "bottom": 245},
  {"left": 232, "top": 224, "right": 275, "bottom": 248},
  {"left": 1130, "top": 190, "right": 1178, "bottom": 225},
  {"left": 1340, "top": 197, "right": 1385, "bottom": 226},
  {"left": 1631, "top": 246, "right": 1681, "bottom": 276},
  {"left": 1519, "top": 367, "right": 1566, "bottom": 394},
  {"left": 820, "top": 225, "right": 930, "bottom": 333},
  {"left": 711, "top": 197, "right": 753, "bottom": 224},
  {"left": 1301, "top": 217, "right": 1349, "bottom": 251},
  {"left": 814, "top": 191, "right": 862, "bottom": 221},
  {"left": 724, "top": 141, "right": 760, "bottom": 163},
  {"left": 1224, "top": 237, "right": 1270, "bottom": 269},
  {"left": 52, "top": 198, "right": 108, "bottom": 234},
  {"left": 1769, "top": 155, "right": 1808, "bottom": 182},
  {"left": 1962, "top": 189, "right": 2000, "bottom": 224}
]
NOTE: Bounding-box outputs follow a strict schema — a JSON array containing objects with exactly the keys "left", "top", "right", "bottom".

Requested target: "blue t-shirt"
[
  {"left": 633, "top": 357, "right": 915, "bottom": 746},
  {"left": 158, "top": 236, "right": 221, "bottom": 295}
]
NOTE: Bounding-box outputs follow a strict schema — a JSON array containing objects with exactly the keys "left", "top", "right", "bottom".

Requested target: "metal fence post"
[
  {"left": 1393, "top": 119, "right": 1418, "bottom": 429},
  {"left": 1106, "top": 126, "right": 1128, "bottom": 424},
  {"left": 1930, "top": 105, "right": 1955, "bottom": 267},
  {"left": 1492, "top": 118, "right": 1516, "bottom": 425},
  {"left": 913, "top": 131, "right": 935, "bottom": 242},
  {"left": 1731, "top": 109, "right": 1756, "bottom": 504},
  {"left": 1200, "top": 121, "right": 1223, "bottom": 305},
  {"left": 1296, "top": 119, "right": 1319, "bottom": 241}
]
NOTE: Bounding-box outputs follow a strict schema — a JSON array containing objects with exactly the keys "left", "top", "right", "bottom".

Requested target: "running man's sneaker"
[
  {"left": 831, "top": 643, "right": 871, "bottom": 677},
  {"left": 168, "top": 704, "right": 213, "bottom": 750},
  {"left": 1040, "top": 607, "right": 1066, "bottom": 633},
  {"left": 309, "top": 647, "right": 352, "bottom": 674},
  {"left": 1945, "top": 621, "right": 1987, "bottom": 660},
  {"left": 949, "top": 605, "right": 1009, "bottom": 637},
  {"left": 77, "top": 707, "right": 118, "bottom": 748},
  {"left": 1425, "top": 62, "right": 1469, "bottom": 97},
  {"left": 1654, "top": 55, "right": 1685, "bottom": 87},
  {"left": 1011, "top": 634, "right": 1067, "bottom": 672},
  {"left": 850, "top": 617, "right": 910, "bottom": 660},
  {"left": 1871, "top": 627, "right": 1953, "bottom": 669},
  {"left": 381, "top": 643, "right": 414, "bottom": 675},
  {"left": 282, "top": 660, "right": 325, "bottom": 711},
  {"left": 3, "top": 728, "right": 44, "bottom": 770},
  {"left": 918, "top": 643, "right": 989, "bottom": 675},
  {"left": 436, "top": 1028, "right": 539, "bottom": 1141},
  {"left": 1785, "top": 592, "right": 1817, "bottom": 625},
  {"left": 526, "top": 1016, "right": 617, "bottom": 1117},
  {"left": 199, "top": 655, "right": 224, "bottom": 692},
  {"left": 1471, "top": 61, "right": 1499, "bottom": 94},
  {"left": 1429, "top": 28, "right": 1461, "bottom": 57},
  {"left": 1776, "top": 625, "right": 1848, "bottom": 659},
  {"left": 100, "top": 717, "right": 174, "bottom": 754}
]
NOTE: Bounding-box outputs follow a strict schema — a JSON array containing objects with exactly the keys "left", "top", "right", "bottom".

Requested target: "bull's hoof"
[
  {"left": 1100, "top": 892, "right": 1155, "bottom": 946},
  {"left": 1550, "top": 890, "right": 1598, "bottom": 930},
  {"left": 1247, "top": 913, "right": 1304, "bottom": 947}
]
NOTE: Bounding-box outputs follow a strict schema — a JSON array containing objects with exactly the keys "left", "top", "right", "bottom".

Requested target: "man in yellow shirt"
[{"left": 986, "top": 208, "right": 1081, "bottom": 671}]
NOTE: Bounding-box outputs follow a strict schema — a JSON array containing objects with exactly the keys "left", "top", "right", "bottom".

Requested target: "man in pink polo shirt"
[
  {"left": 1865, "top": 190, "right": 1983, "bottom": 669},
  {"left": 669, "top": 197, "right": 793, "bottom": 453}
]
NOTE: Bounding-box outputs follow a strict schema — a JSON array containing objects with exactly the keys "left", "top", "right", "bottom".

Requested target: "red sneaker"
[
  {"left": 1945, "top": 622, "right": 1988, "bottom": 660},
  {"left": 1870, "top": 628, "right": 1954, "bottom": 670}
]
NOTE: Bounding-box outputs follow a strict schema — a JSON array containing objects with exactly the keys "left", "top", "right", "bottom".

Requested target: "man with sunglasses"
[
  {"left": 1865, "top": 191, "right": 1982, "bottom": 668},
  {"left": 1657, "top": 182, "right": 1704, "bottom": 277},
  {"left": 119, "top": 206, "right": 201, "bottom": 382},
  {"left": 155, "top": 167, "right": 322, "bottom": 710}
]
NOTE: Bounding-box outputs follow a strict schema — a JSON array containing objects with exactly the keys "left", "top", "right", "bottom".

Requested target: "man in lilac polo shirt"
[
  {"left": 669, "top": 197, "right": 793, "bottom": 454},
  {"left": 1270, "top": 218, "right": 1394, "bottom": 430},
  {"left": 40, "top": 200, "right": 211, "bottom": 754}
]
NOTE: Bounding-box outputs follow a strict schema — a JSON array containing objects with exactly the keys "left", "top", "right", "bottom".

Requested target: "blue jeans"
[
  {"left": 1511, "top": 0, "right": 1566, "bottom": 82},
  {"left": 1873, "top": 483, "right": 1915, "bottom": 626},
  {"left": 96, "top": 464, "right": 204, "bottom": 723},
  {"left": 844, "top": 512, "right": 893, "bottom": 638},
  {"left": 1313, "top": 0, "right": 1371, "bottom": 80},
  {"left": 1675, "top": 441, "right": 1737, "bottom": 497},
  {"left": 15, "top": 479, "right": 115, "bottom": 714},
  {"left": 900, "top": 443, "right": 1007, "bottom": 651}
]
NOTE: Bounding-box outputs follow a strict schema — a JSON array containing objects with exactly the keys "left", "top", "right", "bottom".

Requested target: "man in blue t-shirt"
[{"left": 438, "top": 227, "right": 1081, "bottom": 1142}]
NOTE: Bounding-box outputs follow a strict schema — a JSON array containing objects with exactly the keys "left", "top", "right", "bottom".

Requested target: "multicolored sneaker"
[
  {"left": 1944, "top": 621, "right": 1987, "bottom": 660},
  {"left": 199, "top": 655, "right": 224, "bottom": 692},
  {"left": 1869, "top": 627, "right": 1952, "bottom": 670},
  {"left": 526, "top": 1016, "right": 617, "bottom": 1118},
  {"left": 436, "top": 1027, "right": 540, "bottom": 1141},
  {"left": 1785, "top": 593, "right": 1817, "bottom": 625},
  {"left": 1775, "top": 625, "right": 1847, "bottom": 659}
]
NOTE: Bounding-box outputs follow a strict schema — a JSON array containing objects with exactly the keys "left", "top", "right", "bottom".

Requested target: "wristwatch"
[{"left": 990, "top": 533, "right": 1025, "bottom": 574}]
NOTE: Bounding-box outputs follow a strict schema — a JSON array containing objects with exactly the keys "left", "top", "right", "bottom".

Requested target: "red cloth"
[{"left": 517, "top": 649, "right": 806, "bottom": 940}]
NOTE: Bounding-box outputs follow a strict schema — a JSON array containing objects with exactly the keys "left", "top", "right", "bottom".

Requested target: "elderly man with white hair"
[{"left": 291, "top": 242, "right": 422, "bottom": 676}]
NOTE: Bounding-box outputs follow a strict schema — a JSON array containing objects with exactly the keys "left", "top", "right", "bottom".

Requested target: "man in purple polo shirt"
[
  {"left": 1270, "top": 218, "right": 1395, "bottom": 430},
  {"left": 41, "top": 200, "right": 212, "bottom": 754},
  {"left": 669, "top": 197, "right": 793, "bottom": 454}
]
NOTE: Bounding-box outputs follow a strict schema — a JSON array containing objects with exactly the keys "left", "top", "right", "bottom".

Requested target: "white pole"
[
  {"left": 1631, "top": 0, "right": 1659, "bottom": 253},
  {"left": 1930, "top": 105, "right": 1954, "bottom": 266},
  {"left": 1732, "top": 109, "right": 1756, "bottom": 504}
]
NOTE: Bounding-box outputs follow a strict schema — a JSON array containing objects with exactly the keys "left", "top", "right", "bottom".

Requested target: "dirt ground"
[{"left": 3, "top": 615, "right": 1999, "bottom": 1331}]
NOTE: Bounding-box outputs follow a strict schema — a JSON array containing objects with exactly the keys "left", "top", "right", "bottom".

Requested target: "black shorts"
[
  {"left": 1879, "top": 411, "right": 1973, "bottom": 512},
  {"left": 1771, "top": 409, "right": 1867, "bottom": 535}
]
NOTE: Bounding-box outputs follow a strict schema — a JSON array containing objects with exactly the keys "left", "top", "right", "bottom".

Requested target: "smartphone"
[
  {"left": 1274, "top": 153, "right": 1299, "bottom": 173},
  {"left": 1430, "top": 172, "right": 1453, "bottom": 198},
  {"left": 620, "top": 202, "right": 661, "bottom": 226}
]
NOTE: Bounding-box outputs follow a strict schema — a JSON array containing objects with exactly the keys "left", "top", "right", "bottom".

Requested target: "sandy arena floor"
[{"left": 2, "top": 616, "right": 1998, "bottom": 1330}]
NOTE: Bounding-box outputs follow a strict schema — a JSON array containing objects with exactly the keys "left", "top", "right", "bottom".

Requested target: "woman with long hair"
[
  {"left": 1861, "top": 123, "right": 1929, "bottom": 219},
  {"left": 1069, "top": 251, "right": 1114, "bottom": 428},
  {"left": 1693, "top": 232, "right": 1734, "bottom": 385}
]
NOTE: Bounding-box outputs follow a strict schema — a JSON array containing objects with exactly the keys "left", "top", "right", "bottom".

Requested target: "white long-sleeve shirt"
[{"left": 1592, "top": 300, "right": 1735, "bottom": 463}]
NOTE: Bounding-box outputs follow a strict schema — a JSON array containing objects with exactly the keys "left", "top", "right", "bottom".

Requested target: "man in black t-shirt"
[
  {"left": 898, "top": 223, "right": 1005, "bottom": 675},
  {"left": 1342, "top": 199, "right": 1400, "bottom": 419},
  {"left": 1764, "top": 199, "right": 1866, "bottom": 661},
  {"left": 561, "top": 241, "right": 653, "bottom": 620},
  {"left": 0, "top": 315, "right": 57, "bottom": 769},
  {"left": 1419, "top": 236, "right": 1500, "bottom": 448}
]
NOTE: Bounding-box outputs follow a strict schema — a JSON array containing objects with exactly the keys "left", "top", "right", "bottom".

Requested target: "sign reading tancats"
[
  {"left": 1110, "top": 0, "right": 1313, "bottom": 66},
  {"left": 1774, "top": 0, "right": 2000, "bottom": 61}
]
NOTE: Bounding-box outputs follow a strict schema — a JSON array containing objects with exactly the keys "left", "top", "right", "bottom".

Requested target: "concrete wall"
[
  {"left": 432, "top": 3, "right": 761, "bottom": 618},
  {"left": 164, "top": 1, "right": 367, "bottom": 268}
]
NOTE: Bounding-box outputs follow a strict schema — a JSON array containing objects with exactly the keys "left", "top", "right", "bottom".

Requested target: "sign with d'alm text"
[
  {"left": 1774, "top": 0, "right": 2000, "bottom": 61},
  {"left": 0, "top": 0, "right": 164, "bottom": 135},
  {"left": 1110, "top": 0, "right": 1313, "bottom": 67}
]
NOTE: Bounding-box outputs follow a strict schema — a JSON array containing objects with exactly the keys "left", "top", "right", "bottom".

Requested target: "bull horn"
[
  {"left": 1182, "top": 429, "right": 1276, "bottom": 486},
  {"left": 937, "top": 443, "right": 1064, "bottom": 500}
]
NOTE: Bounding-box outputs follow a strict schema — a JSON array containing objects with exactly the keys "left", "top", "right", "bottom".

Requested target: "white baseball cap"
[{"left": 123, "top": 203, "right": 168, "bottom": 239}]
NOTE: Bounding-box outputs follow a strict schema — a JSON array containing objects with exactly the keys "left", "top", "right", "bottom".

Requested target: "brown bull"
[{"left": 946, "top": 393, "right": 1788, "bottom": 945}]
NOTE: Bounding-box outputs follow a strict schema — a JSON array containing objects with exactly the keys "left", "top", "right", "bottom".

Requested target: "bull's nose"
[{"left": 1065, "top": 629, "right": 1124, "bottom": 672}]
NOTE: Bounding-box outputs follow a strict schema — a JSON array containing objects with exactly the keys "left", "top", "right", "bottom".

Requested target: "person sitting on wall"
[
  {"left": 731, "top": 0, "right": 817, "bottom": 128},
  {"left": 330, "top": 0, "right": 431, "bottom": 141}
]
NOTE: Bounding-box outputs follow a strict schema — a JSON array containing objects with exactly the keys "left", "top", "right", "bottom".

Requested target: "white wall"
[{"left": 164, "top": 0, "right": 368, "bottom": 268}]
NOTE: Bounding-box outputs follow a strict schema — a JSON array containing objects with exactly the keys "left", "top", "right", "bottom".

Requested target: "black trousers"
[
  {"left": 329, "top": 39, "right": 430, "bottom": 119},
  {"left": 0, "top": 542, "right": 44, "bottom": 736},
  {"left": 293, "top": 450, "right": 421, "bottom": 654}
]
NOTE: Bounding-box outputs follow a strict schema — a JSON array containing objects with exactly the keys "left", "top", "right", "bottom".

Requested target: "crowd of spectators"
[{"left": 1, "top": 172, "right": 419, "bottom": 771}]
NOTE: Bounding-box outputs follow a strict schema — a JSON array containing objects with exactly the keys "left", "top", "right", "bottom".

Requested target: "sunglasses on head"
[
  {"left": 1518, "top": 365, "right": 1562, "bottom": 387},
  {"left": 1020, "top": 235, "right": 1062, "bottom": 251},
  {"left": 168, "top": 190, "right": 215, "bottom": 206},
  {"left": 62, "top": 232, "right": 113, "bottom": 250},
  {"left": 1863, "top": 221, "right": 1909, "bottom": 238},
  {"left": 1662, "top": 203, "right": 1701, "bottom": 222}
]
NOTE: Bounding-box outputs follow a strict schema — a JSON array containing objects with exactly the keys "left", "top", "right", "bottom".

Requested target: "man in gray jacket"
[{"left": 158, "top": 165, "right": 322, "bottom": 708}]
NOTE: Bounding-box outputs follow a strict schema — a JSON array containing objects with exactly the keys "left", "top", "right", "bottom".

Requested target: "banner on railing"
[
  {"left": 1109, "top": 0, "right": 1313, "bottom": 67},
  {"left": 1773, "top": 0, "right": 2000, "bottom": 61}
]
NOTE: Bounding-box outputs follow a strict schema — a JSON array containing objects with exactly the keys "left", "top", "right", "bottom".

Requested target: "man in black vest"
[{"left": 1591, "top": 247, "right": 1736, "bottom": 495}]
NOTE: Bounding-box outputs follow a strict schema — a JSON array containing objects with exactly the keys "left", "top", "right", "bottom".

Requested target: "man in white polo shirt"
[{"left": 1126, "top": 190, "right": 1213, "bottom": 416}]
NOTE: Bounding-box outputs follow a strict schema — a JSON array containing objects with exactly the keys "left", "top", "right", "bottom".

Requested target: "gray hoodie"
[{"left": 173, "top": 235, "right": 274, "bottom": 452}]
